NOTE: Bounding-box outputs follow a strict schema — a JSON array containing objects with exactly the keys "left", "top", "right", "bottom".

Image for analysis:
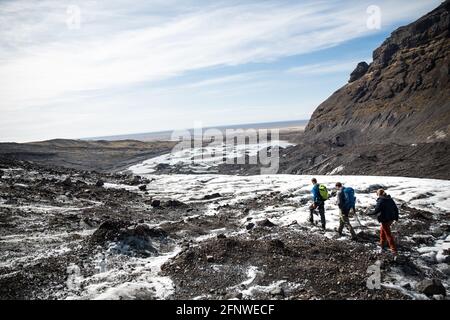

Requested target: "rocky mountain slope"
[
  {"left": 267, "top": 1, "right": 450, "bottom": 179},
  {"left": 277, "top": 141, "right": 450, "bottom": 179},
  {"left": 305, "top": 0, "right": 450, "bottom": 145}
]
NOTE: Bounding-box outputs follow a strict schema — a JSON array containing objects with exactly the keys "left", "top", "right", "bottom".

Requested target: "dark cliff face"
[{"left": 305, "top": 0, "right": 450, "bottom": 145}]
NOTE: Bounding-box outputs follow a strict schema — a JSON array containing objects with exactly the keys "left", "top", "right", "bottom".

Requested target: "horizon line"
[{"left": 83, "top": 118, "right": 310, "bottom": 142}]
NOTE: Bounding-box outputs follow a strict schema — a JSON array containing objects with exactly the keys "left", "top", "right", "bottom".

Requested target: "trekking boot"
[
  {"left": 377, "top": 247, "right": 388, "bottom": 254},
  {"left": 392, "top": 250, "right": 399, "bottom": 261}
]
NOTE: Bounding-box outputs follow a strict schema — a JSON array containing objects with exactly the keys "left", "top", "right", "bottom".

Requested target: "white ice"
[{"left": 130, "top": 140, "right": 294, "bottom": 174}]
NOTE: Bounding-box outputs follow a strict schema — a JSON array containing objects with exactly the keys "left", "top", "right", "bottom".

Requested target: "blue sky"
[{"left": 0, "top": 0, "right": 443, "bottom": 142}]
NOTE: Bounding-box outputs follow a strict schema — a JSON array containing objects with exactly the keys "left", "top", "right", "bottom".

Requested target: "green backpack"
[{"left": 319, "top": 184, "right": 329, "bottom": 201}]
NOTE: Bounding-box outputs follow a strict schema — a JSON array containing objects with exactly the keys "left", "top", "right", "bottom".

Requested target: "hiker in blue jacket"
[
  {"left": 309, "top": 178, "right": 326, "bottom": 230},
  {"left": 335, "top": 182, "right": 357, "bottom": 240}
]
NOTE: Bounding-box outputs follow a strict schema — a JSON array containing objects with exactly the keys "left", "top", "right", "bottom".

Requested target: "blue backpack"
[{"left": 343, "top": 187, "right": 356, "bottom": 210}]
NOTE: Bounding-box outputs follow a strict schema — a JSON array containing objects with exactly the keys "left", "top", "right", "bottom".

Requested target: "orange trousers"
[{"left": 380, "top": 222, "right": 397, "bottom": 253}]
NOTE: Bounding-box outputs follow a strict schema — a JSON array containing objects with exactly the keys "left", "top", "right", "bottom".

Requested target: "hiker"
[
  {"left": 335, "top": 182, "right": 357, "bottom": 240},
  {"left": 367, "top": 189, "right": 399, "bottom": 255},
  {"left": 309, "top": 178, "right": 328, "bottom": 230}
]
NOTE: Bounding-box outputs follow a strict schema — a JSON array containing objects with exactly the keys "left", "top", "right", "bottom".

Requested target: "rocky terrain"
[
  {"left": 0, "top": 139, "right": 176, "bottom": 173},
  {"left": 277, "top": 141, "right": 450, "bottom": 180},
  {"left": 207, "top": 140, "right": 449, "bottom": 180},
  {"left": 0, "top": 158, "right": 448, "bottom": 300}
]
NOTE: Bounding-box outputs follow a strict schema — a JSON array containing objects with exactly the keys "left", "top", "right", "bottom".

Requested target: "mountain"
[
  {"left": 305, "top": 0, "right": 450, "bottom": 145},
  {"left": 275, "top": 2, "right": 450, "bottom": 179}
]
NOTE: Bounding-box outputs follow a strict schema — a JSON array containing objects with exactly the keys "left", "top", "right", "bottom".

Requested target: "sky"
[{"left": 0, "top": 0, "right": 443, "bottom": 142}]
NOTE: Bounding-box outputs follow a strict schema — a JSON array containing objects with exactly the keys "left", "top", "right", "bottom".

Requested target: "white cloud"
[
  {"left": 0, "top": 0, "right": 443, "bottom": 141},
  {"left": 180, "top": 72, "right": 268, "bottom": 89}
]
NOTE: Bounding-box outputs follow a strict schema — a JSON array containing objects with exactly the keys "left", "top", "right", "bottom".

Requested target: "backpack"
[
  {"left": 384, "top": 196, "right": 399, "bottom": 222},
  {"left": 318, "top": 184, "right": 329, "bottom": 201},
  {"left": 343, "top": 187, "right": 356, "bottom": 209}
]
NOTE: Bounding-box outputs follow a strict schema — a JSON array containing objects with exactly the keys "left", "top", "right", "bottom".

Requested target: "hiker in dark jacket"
[
  {"left": 368, "top": 189, "right": 399, "bottom": 254},
  {"left": 309, "top": 178, "right": 326, "bottom": 230},
  {"left": 335, "top": 182, "right": 357, "bottom": 240}
]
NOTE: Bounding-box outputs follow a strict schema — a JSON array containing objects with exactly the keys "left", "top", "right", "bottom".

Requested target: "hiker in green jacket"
[{"left": 309, "top": 178, "right": 327, "bottom": 230}]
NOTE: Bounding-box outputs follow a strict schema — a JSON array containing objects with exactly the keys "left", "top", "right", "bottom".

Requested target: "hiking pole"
[
  {"left": 354, "top": 212, "right": 363, "bottom": 228},
  {"left": 352, "top": 207, "right": 364, "bottom": 228}
]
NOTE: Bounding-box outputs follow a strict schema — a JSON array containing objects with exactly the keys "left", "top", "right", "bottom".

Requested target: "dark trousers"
[
  {"left": 310, "top": 201, "right": 326, "bottom": 229},
  {"left": 338, "top": 209, "right": 356, "bottom": 238}
]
